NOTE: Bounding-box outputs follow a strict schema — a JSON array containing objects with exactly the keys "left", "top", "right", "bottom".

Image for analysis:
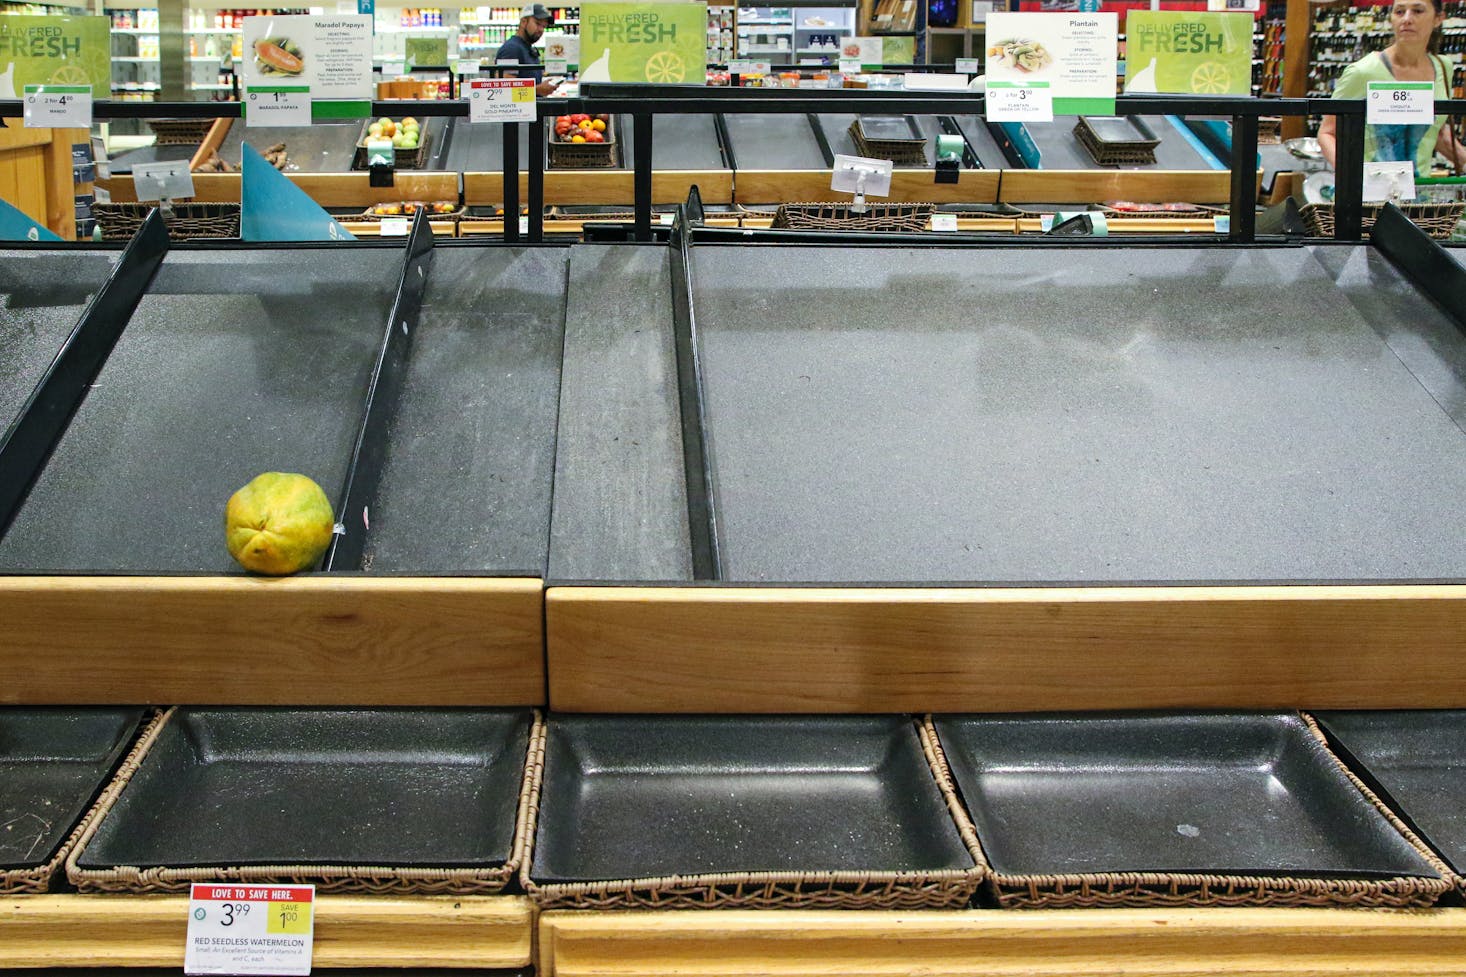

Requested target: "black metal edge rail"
[
  {"left": 669, "top": 190, "right": 721, "bottom": 580},
  {"left": 0, "top": 209, "right": 170, "bottom": 540},
  {"left": 1370, "top": 201, "right": 1466, "bottom": 336},
  {"left": 323, "top": 208, "right": 436, "bottom": 572}
]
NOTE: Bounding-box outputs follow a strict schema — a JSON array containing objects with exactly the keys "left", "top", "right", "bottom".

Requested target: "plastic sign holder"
[{"left": 832, "top": 153, "right": 893, "bottom": 214}]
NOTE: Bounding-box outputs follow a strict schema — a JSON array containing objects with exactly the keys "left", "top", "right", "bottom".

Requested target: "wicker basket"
[
  {"left": 548, "top": 138, "right": 618, "bottom": 169},
  {"left": 1300, "top": 201, "right": 1465, "bottom": 239},
  {"left": 147, "top": 119, "right": 216, "bottom": 146},
  {"left": 352, "top": 122, "right": 432, "bottom": 171},
  {"left": 356, "top": 203, "right": 466, "bottom": 222},
  {"left": 925, "top": 713, "right": 1453, "bottom": 910},
  {"left": 1, "top": 711, "right": 162, "bottom": 895},
  {"left": 65, "top": 708, "right": 546, "bottom": 895},
  {"left": 849, "top": 121, "right": 928, "bottom": 168},
  {"left": 1073, "top": 119, "right": 1159, "bottom": 167},
  {"left": 93, "top": 202, "right": 240, "bottom": 241},
  {"left": 772, "top": 201, "right": 935, "bottom": 232},
  {"left": 520, "top": 717, "right": 987, "bottom": 911}
]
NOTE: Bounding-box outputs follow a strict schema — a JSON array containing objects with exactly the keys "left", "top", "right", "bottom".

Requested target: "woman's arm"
[
  {"left": 1436, "top": 122, "right": 1466, "bottom": 172},
  {"left": 1318, "top": 114, "right": 1339, "bottom": 168}
]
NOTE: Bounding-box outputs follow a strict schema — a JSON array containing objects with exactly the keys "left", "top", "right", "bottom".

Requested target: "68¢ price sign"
[
  {"left": 185, "top": 883, "right": 315, "bottom": 975},
  {"left": 468, "top": 78, "right": 536, "bottom": 123}
]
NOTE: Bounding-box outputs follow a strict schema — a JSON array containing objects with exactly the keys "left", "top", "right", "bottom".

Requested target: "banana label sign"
[
  {"left": 1124, "top": 11, "right": 1253, "bottom": 96},
  {"left": 579, "top": 3, "right": 708, "bottom": 84}
]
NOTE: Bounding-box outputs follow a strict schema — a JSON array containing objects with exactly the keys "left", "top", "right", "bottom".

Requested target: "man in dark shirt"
[{"left": 495, "top": 3, "right": 561, "bottom": 96}]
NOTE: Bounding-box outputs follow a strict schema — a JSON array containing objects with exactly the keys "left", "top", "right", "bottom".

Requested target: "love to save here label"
[{"left": 185, "top": 883, "right": 315, "bottom": 976}]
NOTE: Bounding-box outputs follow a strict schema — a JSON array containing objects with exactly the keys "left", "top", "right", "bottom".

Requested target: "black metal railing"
[{"left": 0, "top": 89, "right": 1426, "bottom": 244}]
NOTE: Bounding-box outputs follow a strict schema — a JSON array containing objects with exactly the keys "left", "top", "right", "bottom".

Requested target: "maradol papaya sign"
[
  {"left": 0, "top": 16, "right": 110, "bottom": 98},
  {"left": 1124, "top": 11, "right": 1252, "bottom": 95},
  {"left": 578, "top": 3, "right": 707, "bottom": 85}
]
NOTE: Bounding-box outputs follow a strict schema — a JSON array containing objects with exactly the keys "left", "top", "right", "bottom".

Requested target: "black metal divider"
[
  {"left": 323, "top": 209, "right": 436, "bottom": 571},
  {"left": 528, "top": 116, "right": 545, "bottom": 243},
  {"left": 1228, "top": 114, "right": 1259, "bottom": 244},
  {"left": 634, "top": 114, "right": 653, "bottom": 242},
  {"left": 1334, "top": 111, "right": 1367, "bottom": 242},
  {"left": 668, "top": 196, "right": 720, "bottom": 580},
  {"left": 503, "top": 121, "right": 521, "bottom": 243},
  {"left": 1370, "top": 201, "right": 1466, "bottom": 334},
  {"left": 0, "top": 210, "right": 169, "bottom": 539}
]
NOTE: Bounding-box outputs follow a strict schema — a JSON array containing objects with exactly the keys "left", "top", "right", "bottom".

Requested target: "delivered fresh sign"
[
  {"left": 578, "top": 3, "right": 707, "bottom": 84},
  {"left": 0, "top": 16, "right": 109, "bottom": 97},
  {"left": 1124, "top": 11, "right": 1252, "bottom": 95}
]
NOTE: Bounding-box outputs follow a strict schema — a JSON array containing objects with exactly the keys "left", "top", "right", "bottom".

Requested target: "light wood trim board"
[
  {"left": 538, "top": 908, "right": 1466, "bottom": 977},
  {"left": 0, "top": 576, "right": 544, "bottom": 706},
  {"left": 733, "top": 168, "right": 1001, "bottom": 204},
  {"left": 546, "top": 584, "right": 1466, "bottom": 713},
  {"left": 1, "top": 895, "right": 532, "bottom": 968},
  {"left": 98, "top": 172, "right": 460, "bottom": 206},
  {"left": 462, "top": 170, "right": 735, "bottom": 205}
]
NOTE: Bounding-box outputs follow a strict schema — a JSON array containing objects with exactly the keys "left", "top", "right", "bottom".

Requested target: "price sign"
[
  {"left": 132, "top": 159, "right": 195, "bottom": 202},
  {"left": 23, "top": 85, "right": 91, "bottom": 129},
  {"left": 184, "top": 884, "right": 315, "bottom": 976},
  {"left": 1367, "top": 81, "right": 1434, "bottom": 126},
  {"left": 468, "top": 78, "right": 536, "bottom": 123},
  {"left": 456, "top": 59, "right": 480, "bottom": 75},
  {"left": 985, "top": 80, "right": 1053, "bottom": 123},
  {"left": 246, "top": 86, "right": 310, "bottom": 127},
  {"left": 930, "top": 213, "right": 958, "bottom": 231},
  {"left": 381, "top": 59, "right": 407, "bottom": 77},
  {"left": 379, "top": 216, "right": 410, "bottom": 235},
  {"left": 728, "top": 60, "right": 770, "bottom": 75},
  {"left": 954, "top": 57, "right": 980, "bottom": 75},
  {"left": 838, "top": 57, "right": 862, "bottom": 75}
]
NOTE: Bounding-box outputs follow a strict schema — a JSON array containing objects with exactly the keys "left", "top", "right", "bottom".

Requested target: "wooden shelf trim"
[
  {"left": 1, "top": 895, "right": 533, "bottom": 969},
  {"left": 0, "top": 576, "right": 545, "bottom": 706},
  {"left": 546, "top": 584, "right": 1466, "bottom": 713},
  {"left": 538, "top": 907, "right": 1466, "bottom": 977}
]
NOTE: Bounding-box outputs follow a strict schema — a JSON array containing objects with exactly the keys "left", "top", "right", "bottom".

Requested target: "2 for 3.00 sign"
[{"left": 468, "top": 78, "right": 535, "bottom": 123}]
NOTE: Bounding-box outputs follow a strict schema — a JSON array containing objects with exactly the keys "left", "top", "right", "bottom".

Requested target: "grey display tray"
[
  {"left": 0, "top": 250, "right": 117, "bottom": 435},
  {"left": 362, "top": 248, "right": 567, "bottom": 574},
  {"left": 622, "top": 113, "right": 726, "bottom": 171},
  {"left": 77, "top": 708, "right": 533, "bottom": 869},
  {"left": 530, "top": 715, "right": 973, "bottom": 882},
  {"left": 1080, "top": 115, "right": 1157, "bottom": 146},
  {"left": 1315, "top": 711, "right": 1466, "bottom": 876},
  {"left": 0, "top": 708, "right": 145, "bottom": 869},
  {"left": 0, "top": 248, "right": 399, "bottom": 573},
  {"left": 720, "top": 113, "right": 826, "bottom": 170},
  {"left": 932, "top": 712, "right": 1438, "bottom": 878},
  {"left": 688, "top": 245, "right": 1466, "bottom": 582},
  {"left": 218, "top": 119, "right": 368, "bottom": 173},
  {"left": 856, "top": 114, "right": 923, "bottom": 143}
]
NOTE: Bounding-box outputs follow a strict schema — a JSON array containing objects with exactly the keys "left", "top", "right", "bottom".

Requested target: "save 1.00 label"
[{"left": 185, "top": 883, "right": 315, "bottom": 976}]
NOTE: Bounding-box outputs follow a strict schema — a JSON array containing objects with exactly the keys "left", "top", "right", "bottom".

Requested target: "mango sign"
[
  {"left": 0, "top": 16, "right": 110, "bottom": 98},
  {"left": 579, "top": 3, "right": 707, "bottom": 84},
  {"left": 1124, "top": 11, "right": 1251, "bottom": 95}
]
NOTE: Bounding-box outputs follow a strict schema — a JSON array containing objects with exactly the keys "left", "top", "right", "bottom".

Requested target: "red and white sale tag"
[
  {"left": 468, "top": 78, "right": 536, "bottom": 124},
  {"left": 185, "top": 883, "right": 315, "bottom": 976}
]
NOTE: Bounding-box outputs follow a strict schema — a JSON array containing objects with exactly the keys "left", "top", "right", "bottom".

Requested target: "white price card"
[
  {"left": 1363, "top": 160, "right": 1416, "bottom": 203},
  {"left": 728, "top": 60, "right": 770, "bottom": 75},
  {"left": 519, "top": 215, "right": 529, "bottom": 235},
  {"left": 658, "top": 212, "right": 675, "bottom": 225},
  {"left": 985, "top": 80, "right": 1053, "bottom": 123},
  {"left": 184, "top": 883, "right": 315, "bottom": 976},
  {"left": 456, "top": 59, "right": 480, "bottom": 75},
  {"left": 469, "top": 78, "right": 536, "bottom": 123},
  {"left": 246, "top": 86, "right": 311, "bottom": 127},
  {"left": 381, "top": 60, "right": 407, "bottom": 77},
  {"left": 379, "top": 216, "right": 410, "bottom": 235},
  {"left": 930, "top": 213, "right": 958, "bottom": 231},
  {"left": 1367, "top": 81, "right": 1434, "bottom": 126},
  {"left": 132, "top": 160, "right": 195, "bottom": 202},
  {"left": 838, "top": 58, "right": 862, "bottom": 75},
  {"left": 23, "top": 85, "right": 91, "bottom": 129},
  {"left": 954, "top": 57, "right": 980, "bottom": 75}
]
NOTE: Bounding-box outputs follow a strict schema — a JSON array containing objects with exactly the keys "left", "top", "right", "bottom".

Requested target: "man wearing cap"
[{"left": 495, "top": 3, "right": 561, "bottom": 96}]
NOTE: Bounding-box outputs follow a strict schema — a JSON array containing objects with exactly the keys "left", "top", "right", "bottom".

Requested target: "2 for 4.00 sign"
[
  {"left": 185, "top": 883, "right": 315, "bottom": 976},
  {"left": 468, "top": 78, "right": 535, "bottom": 123}
]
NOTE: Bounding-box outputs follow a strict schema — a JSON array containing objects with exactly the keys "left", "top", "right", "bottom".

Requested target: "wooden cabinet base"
[
  {"left": 538, "top": 907, "right": 1466, "bottom": 977},
  {"left": 0, "top": 576, "right": 544, "bottom": 706},
  {"left": 0, "top": 895, "right": 533, "bottom": 968}
]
